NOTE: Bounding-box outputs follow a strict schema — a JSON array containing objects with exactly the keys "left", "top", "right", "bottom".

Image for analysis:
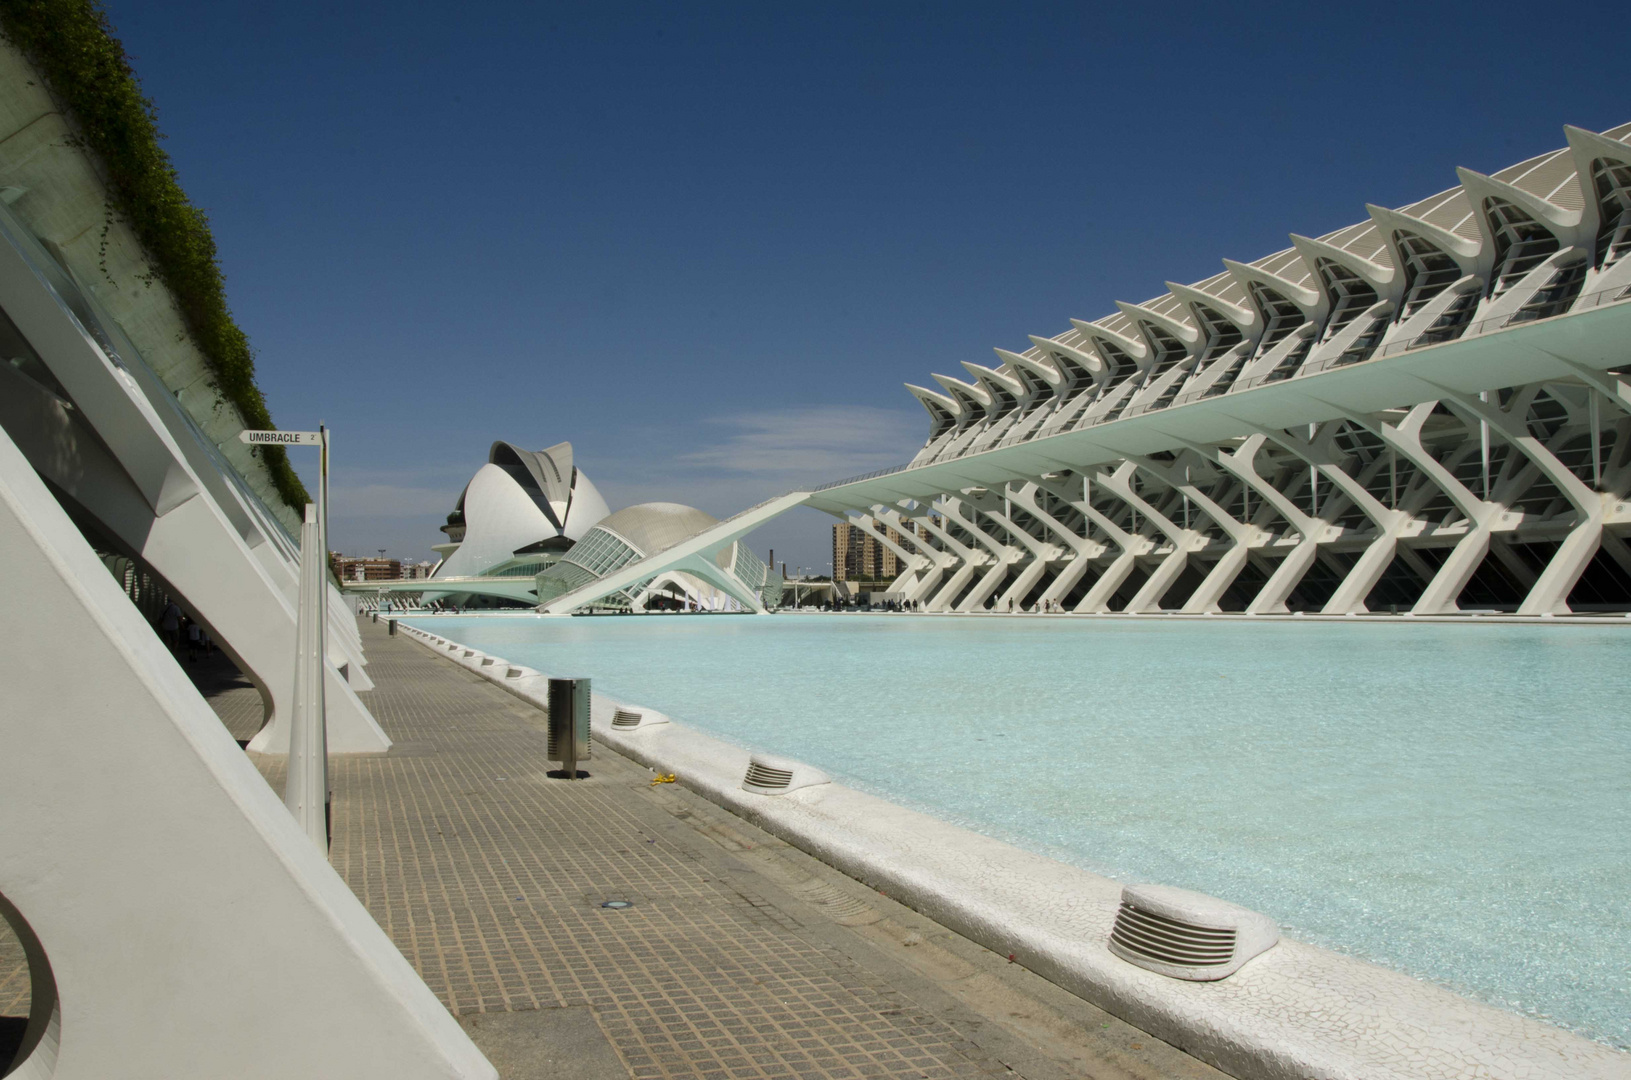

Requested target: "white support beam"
[{"left": 0, "top": 424, "right": 494, "bottom": 1080}]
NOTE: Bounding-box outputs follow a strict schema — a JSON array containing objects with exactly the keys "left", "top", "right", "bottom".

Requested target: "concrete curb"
[{"left": 395, "top": 621, "right": 1631, "bottom": 1080}]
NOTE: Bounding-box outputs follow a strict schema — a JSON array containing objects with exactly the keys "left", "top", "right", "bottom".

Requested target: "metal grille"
[
  {"left": 743, "top": 761, "right": 794, "bottom": 791},
  {"left": 611, "top": 709, "right": 643, "bottom": 729},
  {"left": 1110, "top": 901, "right": 1237, "bottom": 968}
]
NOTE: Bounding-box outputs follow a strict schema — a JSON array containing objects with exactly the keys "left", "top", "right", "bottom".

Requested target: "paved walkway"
[{"left": 1, "top": 622, "right": 1225, "bottom": 1080}]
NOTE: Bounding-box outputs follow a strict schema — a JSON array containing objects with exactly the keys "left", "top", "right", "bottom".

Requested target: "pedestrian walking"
[{"left": 159, "top": 600, "right": 182, "bottom": 652}]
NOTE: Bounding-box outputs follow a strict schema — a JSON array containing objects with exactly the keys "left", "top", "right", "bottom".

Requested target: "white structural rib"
[
  {"left": 1288, "top": 233, "right": 1397, "bottom": 298},
  {"left": 1455, "top": 166, "right": 1586, "bottom": 249},
  {"left": 994, "top": 349, "right": 1065, "bottom": 397},
  {"left": 1024, "top": 337, "right": 1103, "bottom": 385},
  {"left": 1366, "top": 201, "right": 1487, "bottom": 282},
  {"left": 0, "top": 422, "right": 494, "bottom": 1080},
  {"left": 1113, "top": 299, "right": 1200, "bottom": 347},
  {"left": 1165, "top": 281, "right": 1259, "bottom": 336}
]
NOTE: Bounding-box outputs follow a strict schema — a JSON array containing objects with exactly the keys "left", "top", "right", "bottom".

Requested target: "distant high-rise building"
[
  {"left": 832, "top": 521, "right": 929, "bottom": 582},
  {"left": 329, "top": 554, "right": 403, "bottom": 582}
]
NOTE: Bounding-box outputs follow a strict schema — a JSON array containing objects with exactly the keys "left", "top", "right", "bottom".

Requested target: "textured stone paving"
[
  {"left": 301, "top": 629, "right": 1017, "bottom": 1079},
  {"left": 2, "top": 621, "right": 1223, "bottom": 1080}
]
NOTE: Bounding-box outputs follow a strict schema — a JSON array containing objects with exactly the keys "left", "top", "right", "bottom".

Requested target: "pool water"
[{"left": 406, "top": 613, "right": 1631, "bottom": 1047}]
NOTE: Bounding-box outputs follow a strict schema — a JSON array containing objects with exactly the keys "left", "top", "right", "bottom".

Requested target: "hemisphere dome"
[{"left": 595, "top": 502, "right": 719, "bottom": 557}]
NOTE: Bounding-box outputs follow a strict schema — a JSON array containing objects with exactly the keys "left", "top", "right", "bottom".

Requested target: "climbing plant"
[{"left": 0, "top": 0, "right": 310, "bottom": 512}]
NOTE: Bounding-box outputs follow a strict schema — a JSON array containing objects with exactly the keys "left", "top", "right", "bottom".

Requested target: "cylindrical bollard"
[
  {"left": 547, "top": 677, "right": 591, "bottom": 779},
  {"left": 387, "top": 618, "right": 397, "bottom": 636}
]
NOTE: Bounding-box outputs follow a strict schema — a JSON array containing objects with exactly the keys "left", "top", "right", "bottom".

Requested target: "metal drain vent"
[
  {"left": 1107, "top": 884, "right": 1278, "bottom": 981},
  {"left": 612, "top": 709, "right": 643, "bottom": 729},
  {"left": 741, "top": 754, "right": 829, "bottom": 796},
  {"left": 744, "top": 760, "right": 793, "bottom": 790}
]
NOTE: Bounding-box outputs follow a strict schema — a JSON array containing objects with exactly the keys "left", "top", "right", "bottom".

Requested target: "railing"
[
  {"left": 810, "top": 464, "right": 914, "bottom": 492},
  {"left": 713, "top": 488, "right": 810, "bottom": 523},
  {"left": 1372, "top": 281, "right": 1630, "bottom": 360}
]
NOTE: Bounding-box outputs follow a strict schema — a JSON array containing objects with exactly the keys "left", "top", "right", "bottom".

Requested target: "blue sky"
[{"left": 110, "top": 0, "right": 1629, "bottom": 571}]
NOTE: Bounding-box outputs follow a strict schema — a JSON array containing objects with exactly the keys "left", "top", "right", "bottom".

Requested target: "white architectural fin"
[
  {"left": 905, "top": 384, "right": 961, "bottom": 437},
  {"left": 932, "top": 372, "right": 993, "bottom": 414},
  {"left": 994, "top": 348, "right": 1065, "bottom": 392},
  {"left": 1221, "top": 259, "right": 1322, "bottom": 317},
  {"left": 1564, "top": 125, "right": 1631, "bottom": 241},
  {"left": 1289, "top": 233, "right": 1396, "bottom": 294},
  {"left": 1024, "top": 336, "right": 1102, "bottom": 384},
  {"left": 1166, "top": 280, "right": 1261, "bottom": 332},
  {"left": 1365, "top": 202, "right": 1485, "bottom": 286},
  {"left": 1456, "top": 167, "right": 1585, "bottom": 254},
  {"left": 1113, "top": 300, "right": 1199, "bottom": 345},
  {"left": 1068, "top": 319, "right": 1149, "bottom": 362},
  {"left": 1366, "top": 202, "right": 1482, "bottom": 261},
  {"left": 1456, "top": 166, "right": 1582, "bottom": 232}
]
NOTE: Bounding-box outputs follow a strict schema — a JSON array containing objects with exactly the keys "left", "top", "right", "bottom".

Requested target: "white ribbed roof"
[{"left": 994, "top": 121, "right": 1631, "bottom": 371}]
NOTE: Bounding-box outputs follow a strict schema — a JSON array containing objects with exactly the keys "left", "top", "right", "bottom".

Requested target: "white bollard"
[{"left": 285, "top": 504, "right": 328, "bottom": 850}]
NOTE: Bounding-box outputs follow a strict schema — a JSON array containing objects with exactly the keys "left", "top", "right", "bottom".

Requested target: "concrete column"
[
  {"left": 964, "top": 489, "right": 1063, "bottom": 610},
  {"left": 1039, "top": 468, "right": 1160, "bottom": 612},
  {"left": 937, "top": 498, "right": 1019, "bottom": 612},
  {"left": 1354, "top": 402, "right": 1501, "bottom": 614},
  {"left": 1009, "top": 481, "right": 1111, "bottom": 608},
  {"left": 875, "top": 506, "right": 967, "bottom": 609},
  {"left": 1440, "top": 387, "right": 1607, "bottom": 615},
  {"left": 850, "top": 513, "right": 933, "bottom": 597},
  {"left": 1261, "top": 427, "right": 1413, "bottom": 614},
  {"left": 1093, "top": 464, "right": 1200, "bottom": 613},
  {"left": 1130, "top": 453, "right": 1258, "bottom": 614},
  {"left": 286, "top": 504, "right": 329, "bottom": 850}
]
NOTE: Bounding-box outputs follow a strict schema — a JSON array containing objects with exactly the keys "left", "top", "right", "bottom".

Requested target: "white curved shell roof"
[
  {"left": 595, "top": 502, "right": 718, "bottom": 557},
  {"left": 432, "top": 440, "right": 610, "bottom": 578}
]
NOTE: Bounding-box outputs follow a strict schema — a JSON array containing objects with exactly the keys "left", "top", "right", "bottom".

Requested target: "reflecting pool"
[{"left": 406, "top": 613, "right": 1631, "bottom": 1046}]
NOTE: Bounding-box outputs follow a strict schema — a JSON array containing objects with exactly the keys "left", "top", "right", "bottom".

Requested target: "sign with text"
[{"left": 239, "top": 429, "right": 322, "bottom": 446}]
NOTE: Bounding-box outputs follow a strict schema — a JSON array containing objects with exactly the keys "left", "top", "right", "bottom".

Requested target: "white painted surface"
[{"left": 0, "top": 428, "right": 493, "bottom": 1080}]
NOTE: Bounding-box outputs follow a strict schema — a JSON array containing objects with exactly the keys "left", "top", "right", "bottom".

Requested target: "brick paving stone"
[{"left": 251, "top": 623, "right": 1013, "bottom": 1079}]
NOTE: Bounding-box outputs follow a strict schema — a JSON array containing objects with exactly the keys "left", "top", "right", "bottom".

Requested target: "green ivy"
[{"left": 0, "top": 0, "right": 310, "bottom": 512}]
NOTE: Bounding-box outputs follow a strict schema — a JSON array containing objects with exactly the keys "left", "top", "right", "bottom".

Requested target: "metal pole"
[
  {"left": 1478, "top": 393, "right": 1490, "bottom": 501},
  {"left": 1591, "top": 390, "right": 1603, "bottom": 489},
  {"left": 319, "top": 424, "right": 329, "bottom": 573},
  {"left": 1309, "top": 423, "right": 1318, "bottom": 517}
]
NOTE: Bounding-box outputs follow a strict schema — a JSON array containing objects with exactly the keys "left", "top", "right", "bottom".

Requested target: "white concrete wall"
[{"left": 0, "top": 426, "right": 493, "bottom": 1080}]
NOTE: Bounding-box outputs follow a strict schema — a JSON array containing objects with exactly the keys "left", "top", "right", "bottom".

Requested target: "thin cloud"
[{"left": 674, "top": 405, "right": 924, "bottom": 480}]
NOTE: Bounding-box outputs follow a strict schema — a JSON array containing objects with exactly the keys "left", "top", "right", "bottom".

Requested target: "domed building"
[
  {"left": 536, "top": 502, "right": 781, "bottom": 612},
  {"left": 431, "top": 441, "right": 610, "bottom": 586},
  {"left": 413, "top": 444, "right": 782, "bottom": 612}
]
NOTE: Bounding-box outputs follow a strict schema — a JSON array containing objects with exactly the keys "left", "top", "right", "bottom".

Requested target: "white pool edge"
[{"left": 397, "top": 623, "right": 1631, "bottom": 1080}]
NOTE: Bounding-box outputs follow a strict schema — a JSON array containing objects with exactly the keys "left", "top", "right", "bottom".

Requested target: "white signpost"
[
  {"left": 240, "top": 426, "right": 332, "bottom": 849},
  {"left": 239, "top": 426, "right": 330, "bottom": 564}
]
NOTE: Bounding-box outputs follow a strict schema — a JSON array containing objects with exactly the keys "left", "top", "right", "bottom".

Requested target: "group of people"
[
  {"left": 157, "top": 600, "right": 214, "bottom": 662},
  {"left": 995, "top": 597, "right": 1069, "bottom": 613}
]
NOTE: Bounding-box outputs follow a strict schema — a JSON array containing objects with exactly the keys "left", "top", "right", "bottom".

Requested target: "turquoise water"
[{"left": 406, "top": 613, "right": 1631, "bottom": 1047}]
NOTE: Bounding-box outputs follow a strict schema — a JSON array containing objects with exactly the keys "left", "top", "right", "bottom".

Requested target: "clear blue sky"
[{"left": 110, "top": 0, "right": 1629, "bottom": 571}]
